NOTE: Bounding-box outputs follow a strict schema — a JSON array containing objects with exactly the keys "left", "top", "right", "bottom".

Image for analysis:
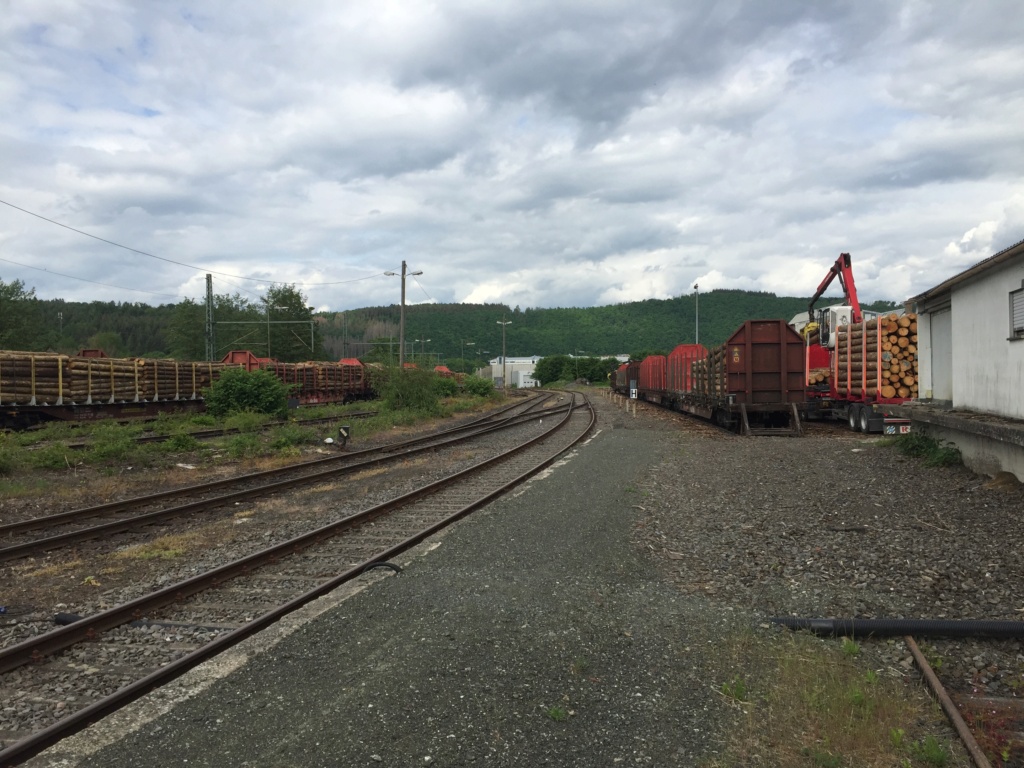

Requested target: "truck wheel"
[
  {"left": 848, "top": 405, "right": 862, "bottom": 432},
  {"left": 859, "top": 407, "right": 872, "bottom": 433}
]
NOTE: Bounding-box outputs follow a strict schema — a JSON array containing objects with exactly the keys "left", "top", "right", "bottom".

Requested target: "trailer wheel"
[
  {"left": 858, "top": 407, "right": 872, "bottom": 433},
  {"left": 848, "top": 405, "right": 862, "bottom": 432}
]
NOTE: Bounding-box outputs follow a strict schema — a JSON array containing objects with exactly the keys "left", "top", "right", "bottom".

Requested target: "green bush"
[
  {"left": 372, "top": 368, "right": 441, "bottom": 414},
  {"left": 463, "top": 375, "right": 495, "bottom": 397},
  {"left": 26, "top": 443, "right": 72, "bottom": 470},
  {"left": 893, "top": 433, "right": 962, "bottom": 467},
  {"left": 204, "top": 368, "right": 289, "bottom": 418},
  {"left": 433, "top": 376, "right": 460, "bottom": 397}
]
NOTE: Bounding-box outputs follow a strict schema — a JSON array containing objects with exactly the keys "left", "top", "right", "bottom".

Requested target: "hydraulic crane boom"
[{"left": 808, "top": 252, "right": 862, "bottom": 324}]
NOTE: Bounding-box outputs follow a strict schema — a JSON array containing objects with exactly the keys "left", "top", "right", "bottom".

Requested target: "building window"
[{"left": 1012, "top": 281, "right": 1024, "bottom": 340}]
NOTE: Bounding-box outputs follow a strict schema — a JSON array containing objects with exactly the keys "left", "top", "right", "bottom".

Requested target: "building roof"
[{"left": 910, "top": 237, "right": 1024, "bottom": 302}]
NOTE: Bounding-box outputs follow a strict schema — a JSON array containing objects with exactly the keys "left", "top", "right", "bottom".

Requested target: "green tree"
[
  {"left": 0, "top": 279, "right": 45, "bottom": 350},
  {"left": 261, "top": 284, "right": 321, "bottom": 363},
  {"left": 85, "top": 331, "right": 128, "bottom": 357},
  {"left": 534, "top": 354, "right": 572, "bottom": 385}
]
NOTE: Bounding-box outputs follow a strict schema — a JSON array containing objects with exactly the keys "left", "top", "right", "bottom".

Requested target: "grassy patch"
[
  {"left": 708, "top": 630, "right": 962, "bottom": 767},
  {"left": 114, "top": 533, "right": 201, "bottom": 560},
  {"left": 226, "top": 433, "right": 263, "bottom": 459},
  {"left": 224, "top": 410, "right": 273, "bottom": 433},
  {"left": 159, "top": 432, "right": 204, "bottom": 453},
  {"left": 544, "top": 705, "right": 569, "bottom": 722}
]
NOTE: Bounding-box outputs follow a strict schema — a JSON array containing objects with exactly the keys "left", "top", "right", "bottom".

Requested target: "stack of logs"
[
  {"left": 808, "top": 367, "right": 831, "bottom": 386},
  {"left": 0, "top": 351, "right": 230, "bottom": 404},
  {"left": 836, "top": 313, "right": 918, "bottom": 399},
  {"left": 690, "top": 344, "right": 727, "bottom": 400}
]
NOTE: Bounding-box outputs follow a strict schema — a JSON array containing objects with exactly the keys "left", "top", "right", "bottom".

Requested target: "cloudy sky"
[{"left": 2, "top": 1, "right": 1023, "bottom": 313}]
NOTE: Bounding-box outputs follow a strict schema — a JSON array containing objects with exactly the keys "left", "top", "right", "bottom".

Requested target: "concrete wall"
[
  {"left": 949, "top": 261, "right": 1024, "bottom": 419},
  {"left": 915, "top": 420, "right": 1024, "bottom": 483}
]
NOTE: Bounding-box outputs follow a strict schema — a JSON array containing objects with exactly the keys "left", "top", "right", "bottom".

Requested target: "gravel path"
[{"left": 23, "top": 391, "right": 1024, "bottom": 766}]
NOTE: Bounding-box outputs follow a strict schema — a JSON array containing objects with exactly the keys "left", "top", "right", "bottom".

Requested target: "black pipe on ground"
[{"left": 771, "top": 617, "right": 1024, "bottom": 639}]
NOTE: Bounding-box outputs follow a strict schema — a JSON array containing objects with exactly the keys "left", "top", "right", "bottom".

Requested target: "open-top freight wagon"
[{"left": 613, "top": 319, "right": 807, "bottom": 435}]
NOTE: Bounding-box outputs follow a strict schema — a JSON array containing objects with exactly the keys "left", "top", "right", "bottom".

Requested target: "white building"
[
  {"left": 900, "top": 238, "right": 1024, "bottom": 480},
  {"left": 478, "top": 356, "right": 543, "bottom": 388}
]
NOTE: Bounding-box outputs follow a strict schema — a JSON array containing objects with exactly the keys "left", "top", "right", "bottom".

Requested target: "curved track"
[
  {"left": 0, "top": 393, "right": 558, "bottom": 562},
  {"left": 0, "top": 392, "right": 594, "bottom": 765}
]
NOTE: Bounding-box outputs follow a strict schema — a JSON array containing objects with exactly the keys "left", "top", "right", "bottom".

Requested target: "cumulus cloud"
[{"left": 0, "top": 0, "right": 1022, "bottom": 313}]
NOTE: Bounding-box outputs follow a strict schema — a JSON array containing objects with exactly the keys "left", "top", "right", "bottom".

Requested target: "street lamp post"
[
  {"left": 384, "top": 261, "right": 423, "bottom": 368},
  {"left": 414, "top": 338, "right": 431, "bottom": 365},
  {"left": 575, "top": 349, "right": 586, "bottom": 381},
  {"left": 265, "top": 304, "right": 287, "bottom": 359},
  {"left": 694, "top": 283, "right": 700, "bottom": 345},
  {"left": 461, "top": 340, "right": 474, "bottom": 372},
  {"left": 497, "top": 316, "right": 512, "bottom": 390}
]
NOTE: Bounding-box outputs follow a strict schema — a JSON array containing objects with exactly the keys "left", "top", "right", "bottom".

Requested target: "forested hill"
[
  {"left": 319, "top": 289, "right": 902, "bottom": 362},
  {"left": 1, "top": 276, "right": 900, "bottom": 361}
]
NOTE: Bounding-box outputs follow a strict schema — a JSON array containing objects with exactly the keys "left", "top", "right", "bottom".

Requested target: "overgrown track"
[
  {"left": 61, "top": 411, "right": 380, "bottom": 449},
  {"left": 0, "top": 392, "right": 594, "bottom": 765},
  {"left": 0, "top": 393, "right": 559, "bottom": 562}
]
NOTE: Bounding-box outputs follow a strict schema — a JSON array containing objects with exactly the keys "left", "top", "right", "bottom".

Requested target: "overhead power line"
[
  {"left": 0, "top": 256, "right": 183, "bottom": 299},
  {"left": 0, "top": 197, "right": 387, "bottom": 287}
]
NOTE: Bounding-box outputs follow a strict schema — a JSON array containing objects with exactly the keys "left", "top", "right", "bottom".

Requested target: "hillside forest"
[{"left": 0, "top": 276, "right": 902, "bottom": 373}]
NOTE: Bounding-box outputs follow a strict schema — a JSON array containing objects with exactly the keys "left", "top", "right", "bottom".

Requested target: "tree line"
[{"left": 0, "top": 276, "right": 900, "bottom": 366}]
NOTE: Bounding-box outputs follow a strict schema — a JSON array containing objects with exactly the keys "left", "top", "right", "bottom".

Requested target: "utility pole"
[
  {"left": 205, "top": 274, "right": 215, "bottom": 361},
  {"left": 694, "top": 283, "right": 700, "bottom": 345},
  {"left": 385, "top": 261, "right": 422, "bottom": 368}
]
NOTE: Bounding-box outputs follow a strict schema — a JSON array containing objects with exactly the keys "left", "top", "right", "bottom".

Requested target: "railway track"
[
  {"left": 61, "top": 411, "right": 380, "bottom": 449},
  {"left": 919, "top": 635, "right": 1024, "bottom": 766},
  {"left": 773, "top": 619, "right": 1024, "bottom": 765},
  {"left": 0, "top": 393, "right": 558, "bottom": 563},
  {"left": 0, "top": 391, "right": 595, "bottom": 765}
]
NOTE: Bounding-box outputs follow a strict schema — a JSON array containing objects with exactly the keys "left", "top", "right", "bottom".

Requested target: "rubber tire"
[
  {"left": 859, "top": 407, "right": 872, "bottom": 433},
  {"left": 848, "top": 405, "right": 862, "bottom": 432}
]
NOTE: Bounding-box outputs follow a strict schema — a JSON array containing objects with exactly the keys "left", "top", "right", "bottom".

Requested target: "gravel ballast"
[{"left": 24, "top": 392, "right": 1024, "bottom": 766}]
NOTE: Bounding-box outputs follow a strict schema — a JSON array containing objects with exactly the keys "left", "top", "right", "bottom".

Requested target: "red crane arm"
[{"left": 808, "top": 252, "right": 863, "bottom": 324}]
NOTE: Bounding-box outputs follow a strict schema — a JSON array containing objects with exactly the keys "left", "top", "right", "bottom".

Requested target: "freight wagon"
[
  {"left": 613, "top": 320, "right": 806, "bottom": 435},
  {"left": 0, "top": 349, "right": 376, "bottom": 429}
]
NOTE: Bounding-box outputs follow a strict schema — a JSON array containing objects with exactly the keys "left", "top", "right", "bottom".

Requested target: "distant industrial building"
[{"left": 477, "top": 356, "right": 542, "bottom": 388}]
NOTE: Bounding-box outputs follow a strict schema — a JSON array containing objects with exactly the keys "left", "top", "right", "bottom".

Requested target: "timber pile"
[
  {"left": 835, "top": 313, "right": 918, "bottom": 400},
  {"left": 137, "top": 359, "right": 229, "bottom": 399},
  {"left": 691, "top": 344, "right": 727, "bottom": 399},
  {"left": 808, "top": 367, "right": 830, "bottom": 385},
  {"left": 0, "top": 351, "right": 230, "bottom": 404}
]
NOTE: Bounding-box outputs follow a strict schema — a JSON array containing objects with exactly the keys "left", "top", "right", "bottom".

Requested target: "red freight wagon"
[
  {"left": 637, "top": 355, "right": 667, "bottom": 400},
  {"left": 666, "top": 344, "right": 708, "bottom": 395},
  {"left": 612, "top": 362, "right": 629, "bottom": 391},
  {"left": 681, "top": 319, "right": 806, "bottom": 434}
]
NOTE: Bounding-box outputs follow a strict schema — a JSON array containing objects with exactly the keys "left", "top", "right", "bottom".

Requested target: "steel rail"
[
  {"left": 0, "top": 394, "right": 557, "bottom": 545},
  {"left": 0, "top": 393, "right": 594, "bottom": 766},
  {"left": 0, "top": 394, "right": 588, "bottom": 674}
]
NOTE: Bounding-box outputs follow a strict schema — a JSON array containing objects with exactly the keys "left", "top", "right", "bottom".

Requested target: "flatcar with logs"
[
  {"left": 612, "top": 319, "right": 807, "bottom": 435},
  {"left": 0, "top": 349, "right": 377, "bottom": 429}
]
